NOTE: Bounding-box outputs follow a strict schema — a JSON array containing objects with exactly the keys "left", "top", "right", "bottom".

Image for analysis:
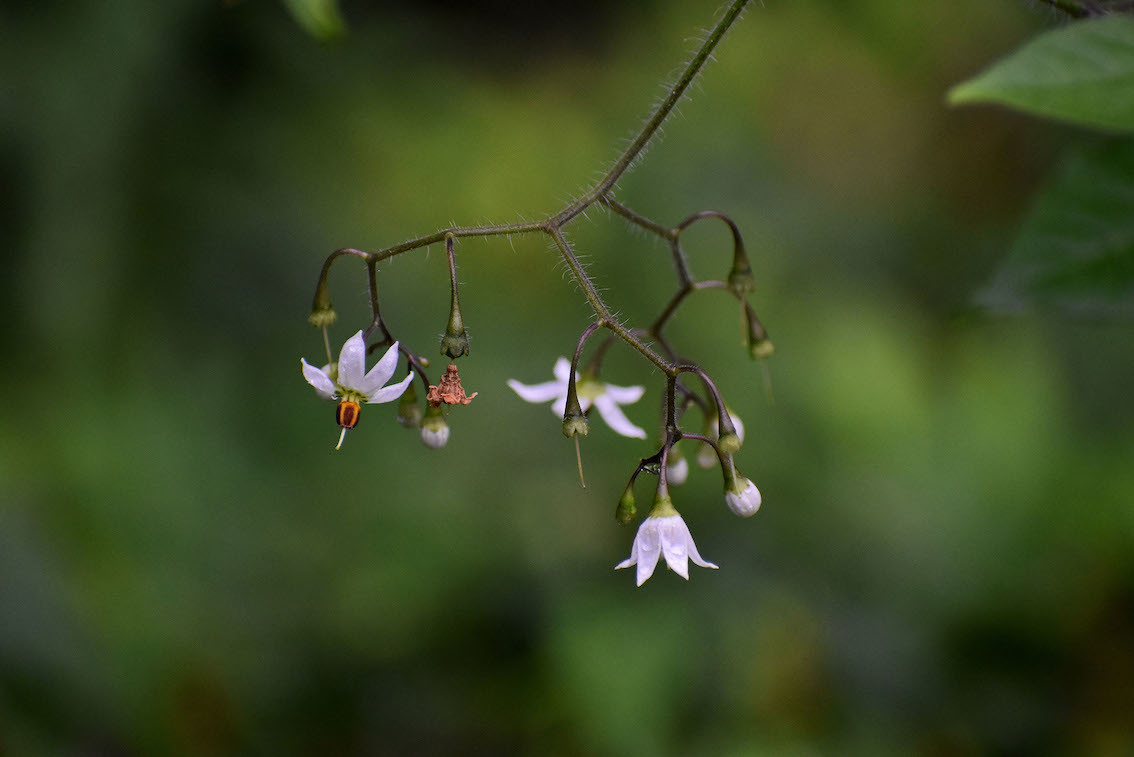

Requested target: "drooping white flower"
[
  {"left": 508, "top": 358, "right": 647, "bottom": 439},
  {"left": 725, "top": 477, "right": 762, "bottom": 517},
  {"left": 300, "top": 330, "right": 414, "bottom": 448},
  {"left": 697, "top": 410, "right": 745, "bottom": 468},
  {"left": 616, "top": 512, "right": 718, "bottom": 586}
]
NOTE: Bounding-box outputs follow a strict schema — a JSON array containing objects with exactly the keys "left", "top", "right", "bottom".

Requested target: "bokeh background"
[{"left": 3, "top": 1, "right": 1133, "bottom": 754}]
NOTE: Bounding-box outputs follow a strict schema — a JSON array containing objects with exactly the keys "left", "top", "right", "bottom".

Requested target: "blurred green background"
[{"left": 2, "top": 1, "right": 1133, "bottom": 754}]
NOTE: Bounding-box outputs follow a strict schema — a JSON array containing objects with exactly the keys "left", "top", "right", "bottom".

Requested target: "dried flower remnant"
[{"left": 427, "top": 363, "right": 478, "bottom": 407}]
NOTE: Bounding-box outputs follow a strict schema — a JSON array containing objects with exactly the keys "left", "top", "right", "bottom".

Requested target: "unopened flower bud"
[
  {"left": 727, "top": 226, "right": 755, "bottom": 295},
  {"left": 308, "top": 278, "right": 338, "bottom": 327},
  {"left": 420, "top": 404, "right": 449, "bottom": 449},
  {"left": 397, "top": 382, "right": 422, "bottom": 428},
  {"left": 561, "top": 376, "right": 589, "bottom": 437},
  {"left": 724, "top": 472, "right": 762, "bottom": 517},
  {"left": 744, "top": 303, "right": 773, "bottom": 359},
  {"left": 716, "top": 407, "right": 742, "bottom": 454},
  {"left": 615, "top": 484, "right": 637, "bottom": 524}
]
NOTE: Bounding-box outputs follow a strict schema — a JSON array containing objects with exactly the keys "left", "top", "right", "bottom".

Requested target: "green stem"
[{"left": 554, "top": 0, "right": 751, "bottom": 226}]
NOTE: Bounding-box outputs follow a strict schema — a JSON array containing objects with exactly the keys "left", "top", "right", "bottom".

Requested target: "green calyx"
[
  {"left": 648, "top": 494, "right": 678, "bottom": 519},
  {"left": 440, "top": 330, "right": 469, "bottom": 359},
  {"left": 562, "top": 414, "right": 590, "bottom": 438},
  {"left": 749, "top": 338, "right": 774, "bottom": 360},
  {"left": 307, "top": 306, "right": 337, "bottom": 328},
  {"left": 422, "top": 403, "right": 447, "bottom": 431},
  {"left": 717, "top": 431, "right": 742, "bottom": 454}
]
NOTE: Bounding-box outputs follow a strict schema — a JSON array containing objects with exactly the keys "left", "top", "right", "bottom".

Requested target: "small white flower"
[
  {"left": 697, "top": 411, "right": 745, "bottom": 468},
  {"left": 616, "top": 513, "right": 718, "bottom": 586},
  {"left": 508, "top": 358, "right": 647, "bottom": 439},
  {"left": 725, "top": 477, "right": 762, "bottom": 517},
  {"left": 300, "top": 330, "right": 414, "bottom": 448}
]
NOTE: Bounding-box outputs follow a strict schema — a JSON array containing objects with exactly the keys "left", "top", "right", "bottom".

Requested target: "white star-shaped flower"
[
  {"left": 616, "top": 512, "right": 718, "bottom": 586},
  {"left": 300, "top": 330, "right": 414, "bottom": 448},
  {"left": 507, "top": 357, "right": 647, "bottom": 439}
]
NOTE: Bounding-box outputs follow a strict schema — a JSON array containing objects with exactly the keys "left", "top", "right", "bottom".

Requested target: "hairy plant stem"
[{"left": 321, "top": 0, "right": 751, "bottom": 381}]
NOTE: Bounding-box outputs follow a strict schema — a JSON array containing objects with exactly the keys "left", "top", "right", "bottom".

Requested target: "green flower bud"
[
  {"left": 421, "top": 404, "right": 450, "bottom": 449},
  {"left": 561, "top": 371, "right": 589, "bottom": 437},
  {"left": 308, "top": 278, "right": 337, "bottom": 327},
  {"left": 396, "top": 382, "right": 422, "bottom": 428},
  {"left": 615, "top": 483, "right": 637, "bottom": 524},
  {"left": 744, "top": 303, "right": 772, "bottom": 360}
]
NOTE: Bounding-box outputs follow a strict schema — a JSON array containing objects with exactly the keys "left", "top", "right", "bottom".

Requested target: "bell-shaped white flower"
[
  {"left": 508, "top": 357, "right": 647, "bottom": 439},
  {"left": 616, "top": 506, "right": 718, "bottom": 586},
  {"left": 300, "top": 330, "right": 414, "bottom": 448},
  {"left": 697, "top": 410, "right": 745, "bottom": 468},
  {"left": 725, "top": 476, "right": 762, "bottom": 517}
]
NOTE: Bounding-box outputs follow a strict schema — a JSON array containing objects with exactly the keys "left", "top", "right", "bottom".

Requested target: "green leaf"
[
  {"left": 979, "top": 138, "right": 1134, "bottom": 315},
  {"left": 948, "top": 16, "right": 1134, "bottom": 132},
  {"left": 282, "top": 0, "right": 345, "bottom": 42}
]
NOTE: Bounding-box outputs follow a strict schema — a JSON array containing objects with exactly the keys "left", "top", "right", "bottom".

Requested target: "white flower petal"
[
  {"left": 552, "top": 357, "right": 573, "bottom": 383},
  {"left": 361, "top": 341, "right": 400, "bottom": 396},
  {"left": 615, "top": 518, "right": 665, "bottom": 586},
  {"left": 507, "top": 378, "right": 565, "bottom": 404},
  {"left": 366, "top": 371, "right": 414, "bottom": 404},
  {"left": 634, "top": 521, "right": 663, "bottom": 586},
  {"left": 301, "top": 358, "right": 338, "bottom": 401},
  {"left": 687, "top": 538, "right": 719, "bottom": 570},
  {"left": 658, "top": 517, "right": 691, "bottom": 579},
  {"left": 602, "top": 383, "right": 645, "bottom": 404},
  {"left": 615, "top": 538, "right": 639, "bottom": 570},
  {"left": 336, "top": 331, "right": 367, "bottom": 390},
  {"left": 593, "top": 395, "right": 647, "bottom": 439}
]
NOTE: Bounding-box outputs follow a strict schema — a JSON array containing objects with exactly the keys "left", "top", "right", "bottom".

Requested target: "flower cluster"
[{"left": 298, "top": 0, "right": 768, "bottom": 587}]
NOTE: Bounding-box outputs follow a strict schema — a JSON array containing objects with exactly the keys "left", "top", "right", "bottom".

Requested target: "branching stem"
[{"left": 316, "top": 0, "right": 752, "bottom": 381}]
